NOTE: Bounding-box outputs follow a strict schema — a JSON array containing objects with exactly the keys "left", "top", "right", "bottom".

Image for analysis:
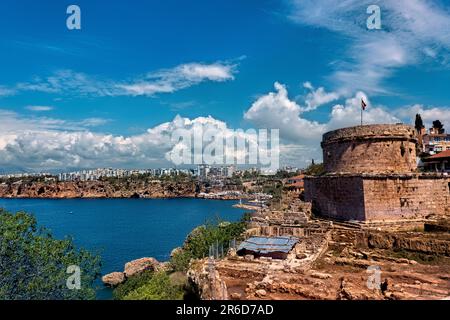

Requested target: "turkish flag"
[{"left": 361, "top": 99, "right": 367, "bottom": 110}]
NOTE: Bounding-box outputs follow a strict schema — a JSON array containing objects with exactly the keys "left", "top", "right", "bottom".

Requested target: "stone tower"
[
  {"left": 304, "top": 124, "right": 450, "bottom": 223},
  {"left": 322, "top": 124, "right": 417, "bottom": 174}
]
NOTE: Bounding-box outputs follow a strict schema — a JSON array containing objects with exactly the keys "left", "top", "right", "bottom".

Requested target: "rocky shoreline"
[
  {"left": 0, "top": 180, "right": 247, "bottom": 200},
  {"left": 102, "top": 257, "right": 170, "bottom": 287}
]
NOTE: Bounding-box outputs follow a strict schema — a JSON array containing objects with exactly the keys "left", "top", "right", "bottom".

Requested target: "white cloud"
[
  {"left": 244, "top": 82, "right": 327, "bottom": 142},
  {"left": 25, "top": 105, "right": 54, "bottom": 112},
  {"left": 4, "top": 61, "right": 238, "bottom": 98},
  {"left": 302, "top": 82, "right": 339, "bottom": 111},
  {"left": 119, "top": 62, "right": 236, "bottom": 96},
  {"left": 0, "top": 111, "right": 266, "bottom": 171},
  {"left": 289, "top": 0, "right": 450, "bottom": 94}
]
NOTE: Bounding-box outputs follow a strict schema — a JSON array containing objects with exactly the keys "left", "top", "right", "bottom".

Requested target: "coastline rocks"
[
  {"left": 0, "top": 180, "right": 198, "bottom": 199},
  {"left": 124, "top": 257, "right": 160, "bottom": 278},
  {"left": 102, "top": 257, "right": 161, "bottom": 287},
  {"left": 102, "top": 272, "right": 125, "bottom": 287}
]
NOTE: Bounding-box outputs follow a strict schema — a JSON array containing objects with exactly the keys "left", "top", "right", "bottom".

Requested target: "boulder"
[
  {"left": 230, "top": 292, "right": 242, "bottom": 300},
  {"left": 255, "top": 289, "right": 267, "bottom": 298},
  {"left": 124, "top": 257, "right": 160, "bottom": 278},
  {"left": 102, "top": 272, "right": 125, "bottom": 287}
]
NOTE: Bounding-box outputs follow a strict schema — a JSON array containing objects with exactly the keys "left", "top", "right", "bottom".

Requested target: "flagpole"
[
  {"left": 361, "top": 107, "right": 363, "bottom": 126},
  {"left": 360, "top": 98, "right": 365, "bottom": 126}
]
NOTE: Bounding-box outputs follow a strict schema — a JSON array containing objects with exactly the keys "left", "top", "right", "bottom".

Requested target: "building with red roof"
[{"left": 423, "top": 150, "right": 450, "bottom": 173}]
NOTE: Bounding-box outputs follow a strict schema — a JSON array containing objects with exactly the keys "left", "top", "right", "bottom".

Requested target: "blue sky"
[{"left": 0, "top": 0, "right": 449, "bottom": 172}]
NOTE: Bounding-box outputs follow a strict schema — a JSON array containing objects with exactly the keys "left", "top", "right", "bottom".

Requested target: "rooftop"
[
  {"left": 426, "top": 150, "right": 450, "bottom": 160},
  {"left": 237, "top": 236, "right": 299, "bottom": 254}
]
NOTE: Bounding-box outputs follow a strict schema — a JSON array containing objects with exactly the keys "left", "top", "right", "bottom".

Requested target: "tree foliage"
[
  {"left": 432, "top": 120, "right": 445, "bottom": 134},
  {"left": 113, "top": 269, "right": 154, "bottom": 300},
  {"left": 304, "top": 163, "right": 325, "bottom": 176},
  {"left": 415, "top": 114, "right": 424, "bottom": 133},
  {"left": 0, "top": 209, "right": 101, "bottom": 300}
]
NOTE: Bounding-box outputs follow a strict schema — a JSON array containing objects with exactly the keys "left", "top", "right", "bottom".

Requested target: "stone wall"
[
  {"left": 304, "top": 174, "right": 450, "bottom": 222},
  {"left": 322, "top": 124, "right": 417, "bottom": 174},
  {"left": 304, "top": 176, "right": 366, "bottom": 221},
  {"left": 355, "top": 230, "right": 450, "bottom": 256},
  {"left": 362, "top": 175, "right": 450, "bottom": 221}
]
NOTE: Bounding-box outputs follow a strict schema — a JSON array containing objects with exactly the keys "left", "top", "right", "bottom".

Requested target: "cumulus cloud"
[
  {"left": 289, "top": 0, "right": 450, "bottom": 94},
  {"left": 244, "top": 82, "right": 327, "bottom": 142},
  {"left": 0, "top": 111, "right": 275, "bottom": 172},
  {"left": 3, "top": 61, "right": 238, "bottom": 98},
  {"left": 302, "top": 82, "right": 339, "bottom": 111}
]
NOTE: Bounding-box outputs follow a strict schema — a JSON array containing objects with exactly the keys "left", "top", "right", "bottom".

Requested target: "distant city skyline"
[
  {"left": 1, "top": 164, "right": 303, "bottom": 180},
  {"left": 0, "top": 0, "right": 449, "bottom": 172}
]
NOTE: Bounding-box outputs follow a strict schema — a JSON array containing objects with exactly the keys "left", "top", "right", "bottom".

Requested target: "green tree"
[
  {"left": 415, "top": 114, "right": 424, "bottom": 133},
  {"left": 432, "top": 120, "right": 445, "bottom": 134},
  {"left": 304, "top": 163, "right": 325, "bottom": 176},
  {"left": 0, "top": 209, "right": 101, "bottom": 300}
]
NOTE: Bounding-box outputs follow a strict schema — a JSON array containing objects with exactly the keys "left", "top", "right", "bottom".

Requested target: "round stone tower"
[{"left": 322, "top": 124, "right": 418, "bottom": 174}]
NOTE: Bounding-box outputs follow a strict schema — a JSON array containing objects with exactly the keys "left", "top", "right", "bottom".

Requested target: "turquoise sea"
[{"left": 0, "top": 198, "right": 247, "bottom": 299}]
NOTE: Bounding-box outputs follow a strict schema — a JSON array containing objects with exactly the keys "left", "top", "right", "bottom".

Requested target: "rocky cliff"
[{"left": 0, "top": 180, "right": 198, "bottom": 199}]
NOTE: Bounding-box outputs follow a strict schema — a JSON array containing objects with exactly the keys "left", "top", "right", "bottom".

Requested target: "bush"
[
  {"left": 170, "top": 249, "right": 194, "bottom": 273},
  {"left": 122, "top": 272, "right": 184, "bottom": 300},
  {"left": 0, "top": 209, "right": 101, "bottom": 300},
  {"left": 112, "top": 270, "right": 154, "bottom": 300}
]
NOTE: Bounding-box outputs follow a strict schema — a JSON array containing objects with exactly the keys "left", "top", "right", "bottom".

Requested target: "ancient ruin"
[
  {"left": 304, "top": 124, "right": 450, "bottom": 223},
  {"left": 187, "top": 124, "right": 450, "bottom": 301}
]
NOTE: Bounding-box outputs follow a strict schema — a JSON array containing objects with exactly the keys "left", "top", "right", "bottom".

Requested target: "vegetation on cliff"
[
  {"left": 171, "top": 213, "right": 251, "bottom": 272},
  {"left": 113, "top": 213, "right": 251, "bottom": 300},
  {"left": 113, "top": 270, "right": 185, "bottom": 300},
  {"left": 0, "top": 209, "right": 101, "bottom": 300}
]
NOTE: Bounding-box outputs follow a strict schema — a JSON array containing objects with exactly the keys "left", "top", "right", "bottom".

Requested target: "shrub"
[
  {"left": 0, "top": 209, "right": 101, "bottom": 300},
  {"left": 112, "top": 270, "right": 154, "bottom": 300},
  {"left": 122, "top": 271, "right": 184, "bottom": 300},
  {"left": 170, "top": 249, "right": 194, "bottom": 273}
]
